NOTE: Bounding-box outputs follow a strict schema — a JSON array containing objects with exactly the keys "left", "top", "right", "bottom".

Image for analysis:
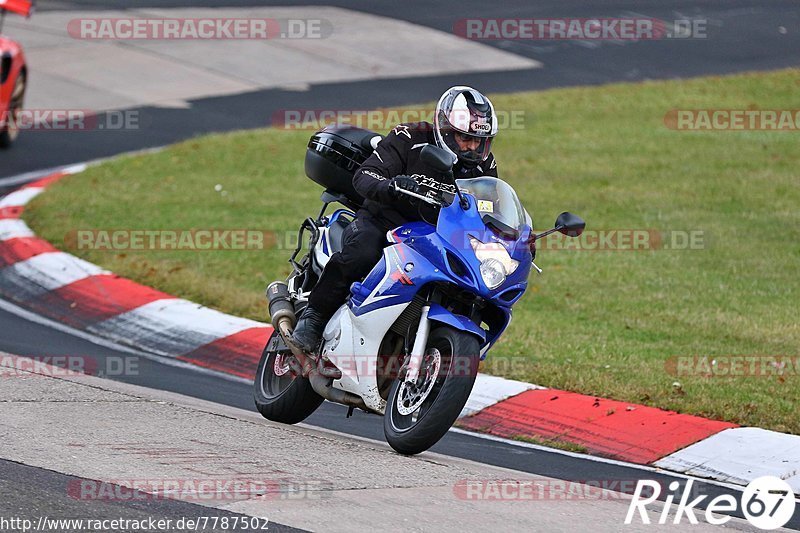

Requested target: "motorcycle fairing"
[
  {"left": 312, "top": 208, "right": 354, "bottom": 271},
  {"left": 347, "top": 193, "right": 532, "bottom": 354},
  {"left": 427, "top": 303, "right": 485, "bottom": 343},
  {"left": 321, "top": 292, "right": 407, "bottom": 414}
]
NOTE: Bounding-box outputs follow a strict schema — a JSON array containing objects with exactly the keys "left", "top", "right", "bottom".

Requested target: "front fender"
[{"left": 427, "top": 303, "right": 486, "bottom": 344}]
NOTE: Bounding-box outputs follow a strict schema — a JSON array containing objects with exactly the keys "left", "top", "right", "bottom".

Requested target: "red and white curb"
[
  {"left": 654, "top": 428, "right": 800, "bottom": 493},
  {"left": 0, "top": 167, "right": 272, "bottom": 378},
  {"left": 1, "top": 165, "right": 798, "bottom": 494}
]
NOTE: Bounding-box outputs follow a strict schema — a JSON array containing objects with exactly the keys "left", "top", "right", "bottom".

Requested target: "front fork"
[{"left": 404, "top": 305, "right": 431, "bottom": 383}]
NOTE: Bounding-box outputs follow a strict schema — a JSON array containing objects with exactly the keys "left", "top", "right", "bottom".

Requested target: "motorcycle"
[{"left": 254, "top": 126, "right": 585, "bottom": 455}]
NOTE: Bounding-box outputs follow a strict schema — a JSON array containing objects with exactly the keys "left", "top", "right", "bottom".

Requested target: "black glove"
[{"left": 388, "top": 175, "right": 420, "bottom": 199}]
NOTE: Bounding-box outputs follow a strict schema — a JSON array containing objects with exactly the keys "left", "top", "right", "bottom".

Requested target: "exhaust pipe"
[
  {"left": 267, "top": 281, "right": 313, "bottom": 375},
  {"left": 267, "top": 281, "right": 295, "bottom": 332},
  {"left": 309, "top": 372, "right": 367, "bottom": 410},
  {"left": 266, "top": 281, "right": 362, "bottom": 409}
]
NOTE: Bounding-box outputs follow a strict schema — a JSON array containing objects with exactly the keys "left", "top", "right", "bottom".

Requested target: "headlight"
[
  {"left": 470, "top": 237, "right": 518, "bottom": 289},
  {"left": 479, "top": 258, "right": 506, "bottom": 289},
  {"left": 469, "top": 237, "right": 519, "bottom": 274}
]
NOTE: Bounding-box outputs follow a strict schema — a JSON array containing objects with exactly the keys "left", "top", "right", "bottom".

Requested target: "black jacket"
[{"left": 353, "top": 122, "right": 498, "bottom": 227}]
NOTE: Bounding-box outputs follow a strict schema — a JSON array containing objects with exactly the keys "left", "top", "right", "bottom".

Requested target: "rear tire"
[
  {"left": 254, "top": 330, "right": 323, "bottom": 424},
  {"left": 0, "top": 73, "right": 25, "bottom": 149},
  {"left": 384, "top": 327, "right": 480, "bottom": 455}
]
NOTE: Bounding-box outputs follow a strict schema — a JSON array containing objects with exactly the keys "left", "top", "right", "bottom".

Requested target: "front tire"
[
  {"left": 254, "top": 330, "right": 323, "bottom": 424},
  {"left": 384, "top": 327, "right": 480, "bottom": 455},
  {"left": 0, "top": 73, "right": 25, "bottom": 149}
]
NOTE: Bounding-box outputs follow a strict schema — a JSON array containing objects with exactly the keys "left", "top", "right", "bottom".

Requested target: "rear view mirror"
[
  {"left": 420, "top": 145, "right": 455, "bottom": 174},
  {"left": 555, "top": 212, "right": 585, "bottom": 237}
]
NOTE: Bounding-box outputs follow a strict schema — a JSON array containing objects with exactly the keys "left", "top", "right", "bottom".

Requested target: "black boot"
[{"left": 290, "top": 307, "right": 327, "bottom": 354}]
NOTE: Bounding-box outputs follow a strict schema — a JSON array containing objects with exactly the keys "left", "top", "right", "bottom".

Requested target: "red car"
[{"left": 0, "top": 0, "right": 31, "bottom": 148}]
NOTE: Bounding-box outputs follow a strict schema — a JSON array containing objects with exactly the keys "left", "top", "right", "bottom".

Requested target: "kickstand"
[{"left": 346, "top": 406, "right": 355, "bottom": 418}]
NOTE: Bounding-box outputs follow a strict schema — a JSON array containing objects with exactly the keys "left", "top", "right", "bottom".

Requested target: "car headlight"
[{"left": 470, "top": 237, "right": 519, "bottom": 289}]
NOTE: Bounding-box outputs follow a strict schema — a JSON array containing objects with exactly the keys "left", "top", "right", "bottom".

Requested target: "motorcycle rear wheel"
[
  {"left": 254, "top": 330, "right": 323, "bottom": 424},
  {"left": 384, "top": 326, "right": 480, "bottom": 455}
]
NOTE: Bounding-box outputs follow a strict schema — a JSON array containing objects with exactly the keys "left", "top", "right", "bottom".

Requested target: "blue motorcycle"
[{"left": 255, "top": 131, "right": 584, "bottom": 455}]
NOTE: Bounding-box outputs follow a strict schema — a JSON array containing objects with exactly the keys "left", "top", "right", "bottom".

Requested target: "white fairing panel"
[
  {"left": 320, "top": 300, "right": 409, "bottom": 414},
  {"left": 312, "top": 227, "right": 332, "bottom": 273}
]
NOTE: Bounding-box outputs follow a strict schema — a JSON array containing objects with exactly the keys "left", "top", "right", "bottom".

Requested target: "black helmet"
[{"left": 434, "top": 86, "right": 498, "bottom": 169}]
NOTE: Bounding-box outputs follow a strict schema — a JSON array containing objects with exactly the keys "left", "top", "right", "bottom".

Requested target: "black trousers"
[{"left": 309, "top": 210, "right": 392, "bottom": 318}]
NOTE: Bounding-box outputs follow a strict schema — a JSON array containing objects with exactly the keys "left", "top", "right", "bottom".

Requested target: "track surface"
[
  {"left": 1, "top": 1, "right": 799, "bottom": 529},
  {"left": 1, "top": 303, "right": 797, "bottom": 529},
  {"left": 0, "top": 459, "right": 302, "bottom": 533}
]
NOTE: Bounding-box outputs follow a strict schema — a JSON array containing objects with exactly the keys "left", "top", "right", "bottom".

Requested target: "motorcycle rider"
[{"left": 291, "top": 86, "right": 500, "bottom": 353}]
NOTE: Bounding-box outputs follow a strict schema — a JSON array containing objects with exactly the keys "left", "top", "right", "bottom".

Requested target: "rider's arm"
[{"left": 353, "top": 125, "right": 411, "bottom": 204}]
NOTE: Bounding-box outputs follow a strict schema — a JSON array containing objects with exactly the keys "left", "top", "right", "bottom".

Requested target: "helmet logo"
[{"left": 471, "top": 122, "right": 492, "bottom": 133}]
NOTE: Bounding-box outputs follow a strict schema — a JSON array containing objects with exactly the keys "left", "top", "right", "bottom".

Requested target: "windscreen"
[{"left": 456, "top": 177, "right": 530, "bottom": 235}]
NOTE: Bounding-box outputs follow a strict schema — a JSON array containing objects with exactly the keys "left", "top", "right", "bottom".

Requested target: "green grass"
[
  {"left": 511, "top": 434, "right": 589, "bottom": 454},
  {"left": 25, "top": 69, "right": 800, "bottom": 433}
]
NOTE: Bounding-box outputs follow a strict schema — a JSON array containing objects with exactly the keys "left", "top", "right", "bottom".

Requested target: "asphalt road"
[
  {"left": 1, "top": 1, "right": 799, "bottom": 528},
  {"left": 1, "top": 302, "right": 797, "bottom": 530},
  {"left": 37, "top": 0, "right": 800, "bottom": 82},
  {"left": 0, "top": 459, "right": 303, "bottom": 532}
]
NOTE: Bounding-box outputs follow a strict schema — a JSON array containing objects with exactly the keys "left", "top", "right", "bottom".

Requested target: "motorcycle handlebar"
[{"left": 391, "top": 182, "right": 442, "bottom": 206}]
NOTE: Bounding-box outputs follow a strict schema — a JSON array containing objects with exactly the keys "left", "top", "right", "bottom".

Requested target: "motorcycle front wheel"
[
  {"left": 254, "top": 330, "right": 323, "bottom": 424},
  {"left": 384, "top": 326, "right": 480, "bottom": 455}
]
